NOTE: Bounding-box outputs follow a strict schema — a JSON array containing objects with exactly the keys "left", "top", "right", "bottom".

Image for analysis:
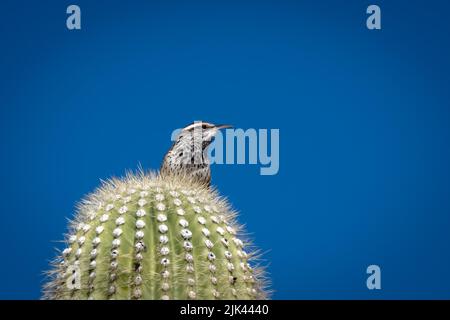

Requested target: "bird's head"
[
  {"left": 178, "top": 121, "right": 231, "bottom": 147},
  {"left": 160, "top": 121, "right": 231, "bottom": 186}
]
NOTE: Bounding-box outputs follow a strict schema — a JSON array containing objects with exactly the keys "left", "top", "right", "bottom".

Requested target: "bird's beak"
[{"left": 214, "top": 124, "right": 232, "bottom": 130}]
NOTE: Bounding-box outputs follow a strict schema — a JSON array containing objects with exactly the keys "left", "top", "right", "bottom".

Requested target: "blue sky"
[{"left": 0, "top": 0, "right": 450, "bottom": 299}]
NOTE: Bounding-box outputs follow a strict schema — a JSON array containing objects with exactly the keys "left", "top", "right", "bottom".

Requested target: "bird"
[{"left": 160, "top": 121, "right": 231, "bottom": 187}]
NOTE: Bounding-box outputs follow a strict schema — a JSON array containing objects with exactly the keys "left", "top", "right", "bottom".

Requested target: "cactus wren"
[{"left": 160, "top": 121, "right": 231, "bottom": 186}]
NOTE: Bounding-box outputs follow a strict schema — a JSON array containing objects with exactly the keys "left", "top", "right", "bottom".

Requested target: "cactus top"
[{"left": 43, "top": 171, "right": 268, "bottom": 300}]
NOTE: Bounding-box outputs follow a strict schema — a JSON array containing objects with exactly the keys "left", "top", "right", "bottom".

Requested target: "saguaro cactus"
[{"left": 44, "top": 173, "right": 268, "bottom": 300}]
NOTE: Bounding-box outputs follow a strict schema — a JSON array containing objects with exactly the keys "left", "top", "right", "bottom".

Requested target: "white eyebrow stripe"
[{"left": 182, "top": 122, "right": 214, "bottom": 131}]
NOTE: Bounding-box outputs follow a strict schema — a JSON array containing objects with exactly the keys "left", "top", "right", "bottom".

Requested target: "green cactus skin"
[{"left": 44, "top": 172, "right": 268, "bottom": 300}]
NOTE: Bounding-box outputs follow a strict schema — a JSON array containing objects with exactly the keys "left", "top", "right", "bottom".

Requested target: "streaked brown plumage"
[{"left": 160, "top": 121, "right": 231, "bottom": 187}]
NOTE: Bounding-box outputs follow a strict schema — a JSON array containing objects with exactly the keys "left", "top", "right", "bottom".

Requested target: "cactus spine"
[{"left": 44, "top": 172, "right": 268, "bottom": 300}]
